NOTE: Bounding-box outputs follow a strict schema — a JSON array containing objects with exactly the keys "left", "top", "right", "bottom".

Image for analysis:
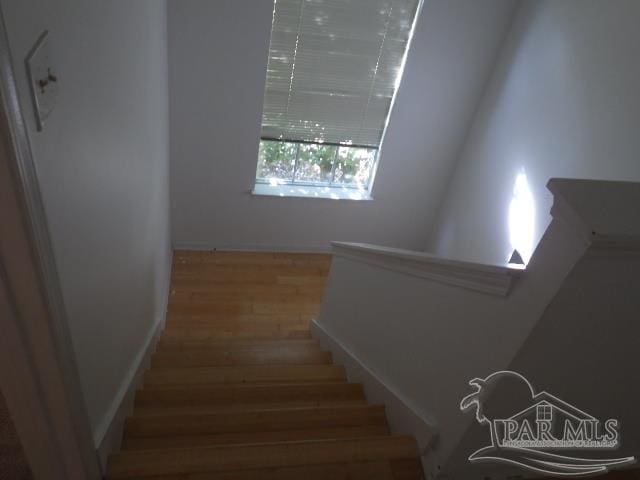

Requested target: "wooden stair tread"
[
  {"left": 125, "top": 404, "right": 387, "bottom": 436},
  {"left": 135, "top": 382, "right": 366, "bottom": 409},
  {"left": 144, "top": 364, "right": 346, "bottom": 387},
  {"left": 163, "top": 317, "right": 311, "bottom": 330},
  {"left": 168, "top": 298, "right": 322, "bottom": 309},
  {"left": 156, "top": 338, "right": 320, "bottom": 351},
  {"left": 108, "top": 435, "right": 419, "bottom": 479},
  {"left": 151, "top": 347, "right": 332, "bottom": 367},
  {"left": 122, "top": 425, "right": 390, "bottom": 450},
  {"left": 157, "top": 331, "right": 312, "bottom": 347},
  {"left": 173, "top": 250, "right": 331, "bottom": 263},
  {"left": 160, "top": 330, "right": 314, "bottom": 342},
  {"left": 167, "top": 306, "right": 320, "bottom": 317},
  {"left": 167, "top": 295, "right": 323, "bottom": 308},
  {"left": 123, "top": 404, "right": 389, "bottom": 450},
  {"left": 170, "top": 271, "right": 327, "bottom": 285},
  {"left": 132, "top": 460, "right": 397, "bottom": 480},
  {"left": 133, "top": 401, "right": 370, "bottom": 417}
]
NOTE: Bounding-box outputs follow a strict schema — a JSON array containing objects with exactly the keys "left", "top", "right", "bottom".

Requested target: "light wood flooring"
[{"left": 107, "top": 251, "right": 423, "bottom": 479}]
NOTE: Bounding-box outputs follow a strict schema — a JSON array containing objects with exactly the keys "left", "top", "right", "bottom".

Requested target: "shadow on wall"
[{"left": 0, "top": 390, "right": 33, "bottom": 479}]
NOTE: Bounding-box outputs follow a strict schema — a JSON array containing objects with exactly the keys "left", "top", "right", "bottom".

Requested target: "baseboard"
[
  {"left": 94, "top": 249, "right": 172, "bottom": 473},
  {"left": 172, "top": 241, "right": 331, "bottom": 254},
  {"left": 310, "top": 319, "right": 437, "bottom": 469}
]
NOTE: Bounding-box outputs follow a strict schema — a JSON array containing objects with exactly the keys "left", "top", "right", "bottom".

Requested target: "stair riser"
[
  {"left": 160, "top": 327, "right": 312, "bottom": 341},
  {"left": 156, "top": 338, "right": 319, "bottom": 351},
  {"left": 167, "top": 304, "right": 320, "bottom": 316},
  {"left": 169, "top": 293, "right": 322, "bottom": 305},
  {"left": 157, "top": 330, "right": 311, "bottom": 346},
  {"left": 151, "top": 349, "right": 332, "bottom": 368},
  {"left": 173, "top": 265, "right": 330, "bottom": 273},
  {"left": 163, "top": 317, "right": 309, "bottom": 329},
  {"left": 172, "top": 250, "right": 330, "bottom": 265},
  {"left": 133, "top": 401, "right": 368, "bottom": 417},
  {"left": 131, "top": 460, "right": 399, "bottom": 480},
  {"left": 170, "top": 271, "right": 327, "bottom": 285},
  {"left": 169, "top": 287, "right": 324, "bottom": 299},
  {"left": 134, "top": 384, "right": 366, "bottom": 409},
  {"left": 107, "top": 436, "right": 419, "bottom": 479},
  {"left": 143, "top": 365, "right": 346, "bottom": 388},
  {"left": 125, "top": 406, "right": 387, "bottom": 437},
  {"left": 122, "top": 425, "right": 390, "bottom": 450}
]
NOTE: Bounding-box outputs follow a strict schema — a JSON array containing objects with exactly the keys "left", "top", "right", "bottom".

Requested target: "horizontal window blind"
[{"left": 260, "top": 0, "right": 420, "bottom": 148}]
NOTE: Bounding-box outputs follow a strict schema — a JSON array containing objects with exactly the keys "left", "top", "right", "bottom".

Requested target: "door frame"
[{"left": 0, "top": 6, "right": 101, "bottom": 480}]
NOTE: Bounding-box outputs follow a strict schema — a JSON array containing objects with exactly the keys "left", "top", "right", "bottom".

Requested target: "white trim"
[
  {"left": 252, "top": 182, "right": 372, "bottom": 201},
  {"left": 311, "top": 319, "right": 435, "bottom": 476},
  {"left": 331, "top": 242, "right": 522, "bottom": 296},
  {"left": 173, "top": 242, "right": 331, "bottom": 254},
  {"left": 311, "top": 320, "right": 437, "bottom": 446},
  {"left": 548, "top": 178, "right": 640, "bottom": 252},
  {"left": 94, "top": 248, "right": 172, "bottom": 472},
  {"left": 371, "top": 0, "right": 425, "bottom": 196}
]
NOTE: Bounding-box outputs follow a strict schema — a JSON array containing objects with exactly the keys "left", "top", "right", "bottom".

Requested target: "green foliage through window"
[{"left": 256, "top": 139, "right": 377, "bottom": 189}]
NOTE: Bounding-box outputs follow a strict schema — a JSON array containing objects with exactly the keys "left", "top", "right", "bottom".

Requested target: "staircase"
[{"left": 107, "top": 251, "right": 423, "bottom": 479}]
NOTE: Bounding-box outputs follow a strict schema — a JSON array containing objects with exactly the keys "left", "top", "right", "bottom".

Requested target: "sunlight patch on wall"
[{"left": 508, "top": 171, "right": 535, "bottom": 265}]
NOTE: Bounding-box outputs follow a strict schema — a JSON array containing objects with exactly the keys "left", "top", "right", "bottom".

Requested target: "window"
[
  {"left": 257, "top": 140, "right": 377, "bottom": 188},
  {"left": 537, "top": 404, "right": 552, "bottom": 422},
  {"left": 254, "top": 0, "right": 421, "bottom": 199}
]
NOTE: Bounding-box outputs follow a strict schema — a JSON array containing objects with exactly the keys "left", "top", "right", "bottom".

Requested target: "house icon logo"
[{"left": 460, "top": 371, "right": 636, "bottom": 476}]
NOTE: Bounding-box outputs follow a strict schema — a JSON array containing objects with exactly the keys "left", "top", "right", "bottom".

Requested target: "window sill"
[{"left": 252, "top": 183, "right": 372, "bottom": 201}]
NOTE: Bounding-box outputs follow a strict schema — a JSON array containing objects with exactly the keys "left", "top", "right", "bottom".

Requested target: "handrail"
[
  {"left": 331, "top": 242, "right": 522, "bottom": 296},
  {"left": 548, "top": 178, "right": 640, "bottom": 250}
]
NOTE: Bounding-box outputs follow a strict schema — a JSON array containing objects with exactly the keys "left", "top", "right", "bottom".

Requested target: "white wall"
[
  {"left": 429, "top": 0, "right": 640, "bottom": 265},
  {"left": 317, "top": 179, "right": 640, "bottom": 478},
  {"left": 0, "top": 0, "right": 172, "bottom": 444},
  {"left": 168, "top": 0, "right": 518, "bottom": 251},
  {"left": 317, "top": 216, "right": 585, "bottom": 471},
  {"left": 448, "top": 239, "right": 640, "bottom": 479}
]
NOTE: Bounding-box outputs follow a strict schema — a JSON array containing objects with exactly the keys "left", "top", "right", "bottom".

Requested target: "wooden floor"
[{"left": 107, "top": 251, "right": 423, "bottom": 479}]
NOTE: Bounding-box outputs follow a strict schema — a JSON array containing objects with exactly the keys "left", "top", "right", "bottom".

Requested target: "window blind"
[{"left": 260, "top": 0, "right": 420, "bottom": 148}]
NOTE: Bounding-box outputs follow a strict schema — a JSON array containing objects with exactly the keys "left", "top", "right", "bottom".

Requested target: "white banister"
[
  {"left": 331, "top": 242, "right": 522, "bottom": 296},
  {"left": 548, "top": 178, "right": 640, "bottom": 249},
  {"left": 315, "top": 178, "right": 640, "bottom": 480}
]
